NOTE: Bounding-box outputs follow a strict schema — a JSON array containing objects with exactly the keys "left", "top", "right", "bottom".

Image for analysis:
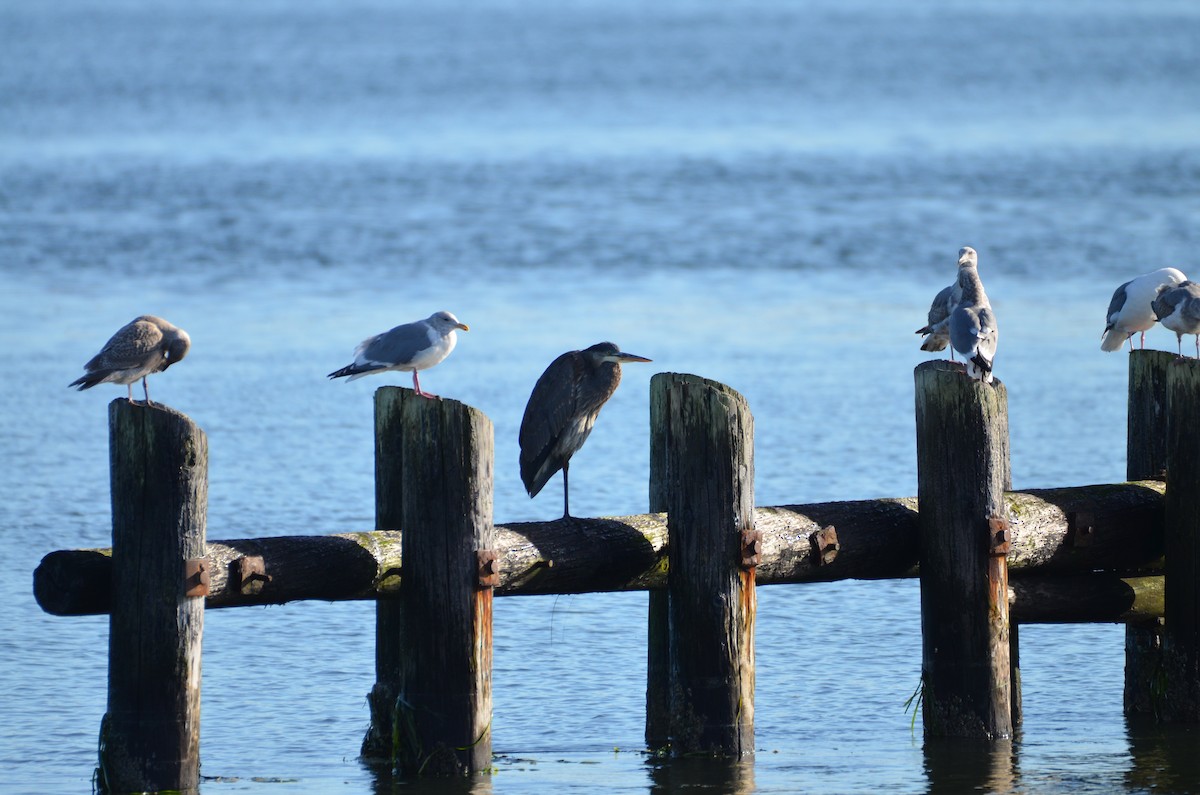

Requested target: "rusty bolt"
[
  {"left": 1068, "top": 511, "right": 1095, "bottom": 548},
  {"left": 740, "top": 529, "right": 762, "bottom": 569},
  {"left": 477, "top": 549, "right": 500, "bottom": 588},
  {"left": 988, "top": 515, "right": 1011, "bottom": 555},
  {"left": 184, "top": 558, "right": 210, "bottom": 598},
  {"left": 810, "top": 525, "right": 840, "bottom": 566}
]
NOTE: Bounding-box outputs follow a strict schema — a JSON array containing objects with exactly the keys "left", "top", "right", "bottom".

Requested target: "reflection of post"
[
  {"left": 923, "top": 738, "right": 1016, "bottom": 794},
  {"left": 1125, "top": 720, "right": 1200, "bottom": 790},
  {"left": 914, "top": 361, "right": 1012, "bottom": 739},
  {"left": 1162, "top": 359, "right": 1200, "bottom": 719},
  {"left": 100, "top": 401, "right": 208, "bottom": 794},
  {"left": 1125, "top": 350, "right": 1172, "bottom": 715},
  {"left": 647, "top": 756, "right": 756, "bottom": 794},
  {"left": 660, "top": 373, "right": 755, "bottom": 756}
]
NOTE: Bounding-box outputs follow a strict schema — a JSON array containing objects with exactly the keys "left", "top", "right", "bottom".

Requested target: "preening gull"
[
  {"left": 1101, "top": 267, "right": 1187, "bottom": 352},
  {"left": 327, "top": 310, "right": 468, "bottom": 398},
  {"left": 69, "top": 315, "right": 191, "bottom": 405},
  {"left": 947, "top": 247, "right": 998, "bottom": 384},
  {"left": 519, "top": 342, "right": 652, "bottom": 519},
  {"left": 1151, "top": 280, "right": 1200, "bottom": 358},
  {"left": 916, "top": 283, "right": 960, "bottom": 359}
]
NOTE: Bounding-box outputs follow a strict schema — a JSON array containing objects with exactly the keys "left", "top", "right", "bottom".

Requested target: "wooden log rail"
[{"left": 36, "top": 480, "right": 1165, "bottom": 620}]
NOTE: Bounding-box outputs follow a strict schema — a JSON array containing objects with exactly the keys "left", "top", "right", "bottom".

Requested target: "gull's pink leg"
[{"left": 412, "top": 370, "right": 438, "bottom": 399}]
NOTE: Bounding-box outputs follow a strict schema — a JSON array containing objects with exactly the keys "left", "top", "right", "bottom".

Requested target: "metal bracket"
[
  {"left": 740, "top": 529, "right": 762, "bottom": 569},
  {"left": 988, "top": 515, "right": 1011, "bottom": 556},
  {"left": 1068, "top": 510, "right": 1095, "bottom": 548},
  {"left": 232, "top": 555, "right": 272, "bottom": 595},
  {"left": 477, "top": 549, "right": 499, "bottom": 588},
  {"left": 809, "top": 525, "right": 840, "bottom": 566},
  {"left": 184, "top": 558, "right": 210, "bottom": 598}
]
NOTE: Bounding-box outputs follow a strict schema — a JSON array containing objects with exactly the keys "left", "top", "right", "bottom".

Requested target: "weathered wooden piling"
[
  {"left": 1161, "top": 358, "right": 1200, "bottom": 719},
  {"left": 98, "top": 400, "right": 208, "bottom": 794},
  {"left": 1124, "top": 349, "right": 1173, "bottom": 716},
  {"left": 914, "top": 361, "right": 1012, "bottom": 739},
  {"left": 362, "top": 388, "right": 494, "bottom": 775},
  {"left": 645, "top": 375, "right": 670, "bottom": 750},
  {"left": 658, "top": 373, "right": 755, "bottom": 756}
]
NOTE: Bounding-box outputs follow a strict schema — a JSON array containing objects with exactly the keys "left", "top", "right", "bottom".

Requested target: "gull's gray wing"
[{"left": 358, "top": 321, "right": 435, "bottom": 366}]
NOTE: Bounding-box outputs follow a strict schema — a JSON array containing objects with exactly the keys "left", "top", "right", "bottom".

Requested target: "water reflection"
[
  {"left": 923, "top": 736, "right": 1018, "bottom": 794},
  {"left": 361, "top": 758, "right": 493, "bottom": 795},
  {"left": 646, "top": 755, "right": 755, "bottom": 794},
  {"left": 1124, "top": 717, "right": 1200, "bottom": 794}
]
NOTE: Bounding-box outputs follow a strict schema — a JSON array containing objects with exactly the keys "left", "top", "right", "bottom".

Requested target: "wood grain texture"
[
  {"left": 36, "top": 482, "right": 1166, "bottom": 615},
  {"left": 660, "top": 373, "right": 755, "bottom": 756},
  {"left": 914, "top": 360, "right": 1012, "bottom": 739},
  {"left": 366, "top": 387, "right": 494, "bottom": 774},
  {"left": 100, "top": 399, "right": 207, "bottom": 794},
  {"left": 1124, "top": 349, "right": 1173, "bottom": 715},
  {"left": 1162, "top": 359, "right": 1200, "bottom": 719}
]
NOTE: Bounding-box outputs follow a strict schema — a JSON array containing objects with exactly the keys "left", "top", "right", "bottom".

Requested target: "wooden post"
[
  {"left": 645, "top": 375, "right": 670, "bottom": 750},
  {"left": 363, "top": 387, "right": 494, "bottom": 774},
  {"left": 660, "top": 373, "right": 755, "bottom": 756},
  {"left": 99, "top": 400, "right": 207, "bottom": 794},
  {"left": 914, "top": 361, "right": 1012, "bottom": 739},
  {"left": 1124, "top": 349, "right": 1173, "bottom": 715},
  {"left": 1162, "top": 359, "right": 1200, "bottom": 719}
]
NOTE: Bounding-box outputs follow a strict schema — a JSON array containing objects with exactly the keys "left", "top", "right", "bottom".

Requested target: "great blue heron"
[
  {"left": 1151, "top": 280, "right": 1200, "bottom": 358},
  {"left": 946, "top": 246, "right": 998, "bottom": 383},
  {"left": 1102, "top": 267, "right": 1188, "bottom": 352},
  {"left": 328, "top": 310, "right": 469, "bottom": 398},
  {"left": 69, "top": 315, "right": 191, "bottom": 405},
  {"left": 518, "top": 342, "right": 652, "bottom": 518}
]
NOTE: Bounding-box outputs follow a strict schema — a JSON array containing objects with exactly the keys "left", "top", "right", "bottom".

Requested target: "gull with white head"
[
  {"left": 328, "top": 310, "right": 468, "bottom": 398},
  {"left": 1101, "top": 267, "right": 1187, "bottom": 352},
  {"left": 947, "top": 246, "right": 998, "bottom": 384}
]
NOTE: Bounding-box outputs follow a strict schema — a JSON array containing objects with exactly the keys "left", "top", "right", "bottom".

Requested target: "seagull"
[
  {"left": 69, "top": 315, "right": 191, "bottom": 405},
  {"left": 519, "top": 342, "right": 652, "bottom": 519},
  {"left": 947, "top": 246, "right": 998, "bottom": 384},
  {"left": 1151, "top": 280, "right": 1200, "bottom": 358},
  {"left": 1101, "top": 267, "right": 1187, "bottom": 352},
  {"left": 327, "top": 310, "right": 468, "bottom": 398},
  {"left": 916, "top": 282, "right": 960, "bottom": 359}
]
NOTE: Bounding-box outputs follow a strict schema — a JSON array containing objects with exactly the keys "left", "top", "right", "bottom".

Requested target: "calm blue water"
[{"left": 3, "top": 0, "right": 1200, "bottom": 792}]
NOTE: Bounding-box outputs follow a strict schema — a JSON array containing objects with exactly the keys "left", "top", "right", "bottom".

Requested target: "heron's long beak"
[
  {"left": 457, "top": 323, "right": 470, "bottom": 332},
  {"left": 615, "top": 352, "right": 652, "bottom": 363}
]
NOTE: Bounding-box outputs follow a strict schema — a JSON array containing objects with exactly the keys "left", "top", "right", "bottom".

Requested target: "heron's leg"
[{"left": 562, "top": 462, "right": 571, "bottom": 519}]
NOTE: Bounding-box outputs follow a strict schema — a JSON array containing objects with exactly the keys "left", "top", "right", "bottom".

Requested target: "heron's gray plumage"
[
  {"left": 1151, "top": 280, "right": 1200, "bottom": 358},
  {"left": 69, "top": 315, "right": 191, "bottom": 404},
  {"left": 1101, "top": 267, "right": 1187, "bottom": 352},
  {"left": 328, "top": 310, "right": 468, "bottom": 397},
  {"left": 946, "top": 247, "right": 998, "bottom": 383},
  {"left": 519, "top": 342, "right": 651, "bottom": 518}
]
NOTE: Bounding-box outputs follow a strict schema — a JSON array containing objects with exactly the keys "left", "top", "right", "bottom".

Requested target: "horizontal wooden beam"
[{"left": 34, "top": 481, "right": 1164, "bottom": 618}]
